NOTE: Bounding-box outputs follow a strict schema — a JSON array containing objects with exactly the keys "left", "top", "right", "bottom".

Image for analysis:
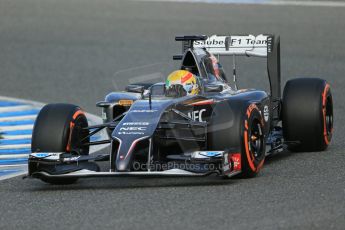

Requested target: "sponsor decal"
[
  {"left": 194, "top": 35, "right": 267, "bottom": 49},
  {"left": 30, "top": 152, "right": 62, "bottom": 161},
  {"left": 223, "top": 152, "right": 241, "bottom": 175},
  {"left": 267, "top": 36, "right": 273, "bottom": 53},
  {"left": 119, "top": 127, "right": 147, "bottom": 131},
  {"left": 194, "top": 38, "right": 225, "bottom": 47},
  {"left": 264, "top": 105, "right": 269, "bottom": 122},
  {"left": 194, "top": 35, "right": 268, "bottom": 57},
  {"left": 30, "top": 152, "right": 61, "bottom": 157},
  {"left": 230, "top": 153, "right": 241, "bottom": 171},
  {"left": 192, "top": 151, "right": 223, "bottom": 159},
  {"left": 131, "top": 109, "right": 158, "bottom": 113},
  {"left": 204, "top": 151, "right": 222, "bottom": 157},
  {"left": 188, "top": 109, "right": 206, "bottom": 122},
  {"left": 63, "top": 156, "right": 81, "bottom": 162},
  {"left": 118, "top": 100, "right": 133, "bottom": 106},
  {"left": 70, "top": 156, "right": 80, "bottom": 161},
  {"left": 31, "top": 153, "right": 50, "bottom": 158},
  {"left": 117, "top": 122, "right": 149, "bottom": 135},
  {"left": 230, "top": 37, "right": 267, "bottom": 46},
  {"left": 118, "top": 132, "right": 145, "bottom": 135},
  {"left": 123, "top": 122, "right": 149, "bottom": 126}
]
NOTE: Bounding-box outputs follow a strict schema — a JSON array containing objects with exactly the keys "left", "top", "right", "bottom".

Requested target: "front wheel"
[
  {"left": 240, "top": 104, "right": 266, "bottom": 178},
  {"left": 31, "top": 103, "right": 89, "bottom": 154},
  {"left": 31, "top": 103, "right": 89, "bottom": 184},
  {"left": 208, "top": 102, "right": 265, "bottom": 178}
]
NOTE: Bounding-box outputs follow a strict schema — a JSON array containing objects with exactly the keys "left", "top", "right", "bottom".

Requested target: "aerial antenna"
[
  {"left": 217, "top": 54, "right": 220, "bottom": 62},
  {"left": 148, "top": 91, "right": 152, "bottom": 110},
  {"left": 232, "top": 54, "right": 238, "bottom": 90}
]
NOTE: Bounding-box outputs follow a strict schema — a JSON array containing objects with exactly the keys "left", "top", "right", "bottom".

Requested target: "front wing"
[{"left": 26, "top": 151, "right": 242, "bottom": 180}]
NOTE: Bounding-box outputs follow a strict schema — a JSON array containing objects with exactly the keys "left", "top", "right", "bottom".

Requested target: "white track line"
[
  {"left": 0, "top": 164, "right": 27, "bottom": 168},
  {"left": 1, "top": 135, "right": 32, "bottom": 140},
  {"left": 134, "top": 0, "right": 345, "bottom": 7},
  {"left": 0, "top": 96, "right": 45, "bottom": 108},
  {"left": 263, "top": 0, "right": 345, "bottom": 7},
  {"left": 0, "top": 105, "right": 35, "bottom": 112},
  {"left": 0, "top": 154, "right": 28, "bottom": 159},
  {"left": 0, "top": 166, "right": 27, "bottom": 181},
  {"left": 0, "top": 124, "right": 34, "bottom": 132},
  {"left": 0, "top": 144, "right": 31, "bottom": 149},
  {"left": 0, "top": 115, "right": 37, "bottom": 122}
]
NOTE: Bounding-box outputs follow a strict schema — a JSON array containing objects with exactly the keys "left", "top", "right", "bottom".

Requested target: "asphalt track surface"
[{"left": 0, "top": 0, "right": 344, "bottom": 229}]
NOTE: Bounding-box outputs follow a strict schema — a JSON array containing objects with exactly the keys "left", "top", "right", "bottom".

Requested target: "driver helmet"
[{"left": 166, "top": 70, "right": 199, "bottom": 96}]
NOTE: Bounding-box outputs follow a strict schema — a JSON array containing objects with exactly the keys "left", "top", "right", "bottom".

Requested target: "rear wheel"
[
  {"left": 31, "top": 103, "right": 89, "bottom": 184},
  {"left": 282, "top": 78, "right": 333, "bottom": 151}
]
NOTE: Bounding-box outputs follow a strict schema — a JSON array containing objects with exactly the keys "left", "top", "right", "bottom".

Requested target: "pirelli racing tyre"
[
  {"left": 209, "top": 102, "right": 265, "bottom": 178},
  {"left": 282, "top": 78, "right": 333, "bottom": 152},
  {"left": 31, "top": 103, "right": 89, "bottom": 184},
  {"left": 240, "top": 104, "right": 266, "bottom": 178}
]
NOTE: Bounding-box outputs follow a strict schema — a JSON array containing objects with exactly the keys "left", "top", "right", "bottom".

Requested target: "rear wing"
[
  {"left": 193, "top": 34, "right": 269, "bottom": 57},
  {"left": 175, "top": 34, "right": 281, "bottom": 126}
]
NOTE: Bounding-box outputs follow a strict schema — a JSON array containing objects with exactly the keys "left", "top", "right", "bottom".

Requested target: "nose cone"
[
  {"left": 114, "top": 136, "right": 149, "bottom": 172},
  {"left": 111, "top": 99, "right": 172, "bottom": 172},
  {"left": 114, "top": 143, "right": 133, "bottom": 172}
]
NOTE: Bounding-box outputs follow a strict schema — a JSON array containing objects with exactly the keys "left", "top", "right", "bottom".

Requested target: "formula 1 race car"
[{"left": 27, "top": 34, "right": 333, "bottom": 184}]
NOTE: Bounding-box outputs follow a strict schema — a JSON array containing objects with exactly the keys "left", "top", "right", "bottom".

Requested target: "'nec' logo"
[
  {"left": 188, "top": 109, "right": 206, "bottom": 122},
  {"left": 119, "top": 127, "right": 147, "bottom": 131}
]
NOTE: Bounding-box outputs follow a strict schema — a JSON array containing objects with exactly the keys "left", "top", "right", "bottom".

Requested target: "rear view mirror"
[
  {"left": 125, "top": 84, "right": 145, "bottom": 94},
  {"left": 204, "top": 84, "right": 223, "bottom": 93},
  {"left": 150, "top": 84, "right": 165, "bottom": 96}
]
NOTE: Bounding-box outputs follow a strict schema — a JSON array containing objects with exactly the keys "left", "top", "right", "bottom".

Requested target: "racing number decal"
[{"left": 243, "top": 104, "right": 264, "bottom": 173}]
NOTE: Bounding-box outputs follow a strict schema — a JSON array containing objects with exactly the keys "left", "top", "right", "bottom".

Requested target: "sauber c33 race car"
[{"left": 26, "top": 34, "right": 333, "bottom": 184}]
